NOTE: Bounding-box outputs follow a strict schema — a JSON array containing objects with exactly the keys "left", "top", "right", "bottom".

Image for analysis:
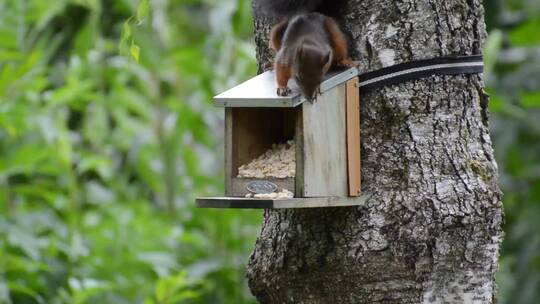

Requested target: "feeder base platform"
[{"left": 196, "top": 195, "right": 369, "bottom": 209}]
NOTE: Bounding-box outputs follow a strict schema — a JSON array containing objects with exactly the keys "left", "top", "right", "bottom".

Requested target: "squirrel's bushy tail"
[{"left": 256, "top": 0, "right": 325, "bottom": 17}]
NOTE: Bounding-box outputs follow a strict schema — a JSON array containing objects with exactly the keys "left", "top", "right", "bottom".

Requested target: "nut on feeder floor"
[{"left": 196, "top": 67, "right": 365, "bottom": 209}]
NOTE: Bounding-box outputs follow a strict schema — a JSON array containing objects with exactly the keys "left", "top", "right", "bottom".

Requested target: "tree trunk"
[{"left": 247, "top": 1, "right": 503, "bottom": 303}]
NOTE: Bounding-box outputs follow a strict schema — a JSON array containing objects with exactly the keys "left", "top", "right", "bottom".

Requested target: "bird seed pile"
[
  {"left": 237, "top": 140, "right": 295, "bottom": 179},
  {"left": 245, "top": 189, "right": 294, "bottom": 199}
]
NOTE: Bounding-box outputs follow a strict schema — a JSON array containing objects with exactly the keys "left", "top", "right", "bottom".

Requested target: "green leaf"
[
  {"left": 0, "top": 27, "right": 18, "bottom": 49},
  {"left": 137, "top": 0, "right": 150, "bottom": 24},
  {"left": 483, "top": 29, "right": 502, "bottom": 79},
  {"left": 509, "top": 19, "right": 540, "bottom": 47},
  {"left": 487, "top": 88, "right": 505, "bottom": 113},
  {"left": 155, "top": 279, "right": 169, "bottom": 302},
  {"left": 119, "top": 19, "right": 133, "bottom": 56},
  {"left": 0, "top": 279, "right": 11, "bottom": 304},
  {"left": 7, "top": 282, "right": 44, "bottom": 304},
  {"left": 520, "top": 91, "right": 540, "bottom": 108},
  {"left": 122, "top": 20, "right": 132, "bottom": 40},
  {"left": 131, "top": 43, "right": 140, "bottom": 63}
]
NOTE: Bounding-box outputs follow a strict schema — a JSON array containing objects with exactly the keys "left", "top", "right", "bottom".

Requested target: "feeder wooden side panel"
[
  {"left": 301, "top": 84, "right": 348, "bottom": 197},
  {"left": 225, "top": 109, "right": 234, "bottom": 196},
  {"left": 346, "top": 77, "right": 361, "bottom": 197},
  {"left": 294, "top": 108, "right": 305, "bottom": 196}
]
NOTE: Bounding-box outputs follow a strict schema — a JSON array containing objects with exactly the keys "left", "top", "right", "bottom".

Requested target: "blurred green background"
[{"left": 0, "top": 0, "right": 538, "bottom": 303}]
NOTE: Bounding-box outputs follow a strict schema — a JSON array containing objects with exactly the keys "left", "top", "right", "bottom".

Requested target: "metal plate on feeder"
[{"left": 246, "top": 180, "right": 278, "bottom": 194}]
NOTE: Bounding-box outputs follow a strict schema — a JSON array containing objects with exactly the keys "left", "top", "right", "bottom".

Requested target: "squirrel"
[{"left": 258, "top": 0, "right": 358, "bottom": 101}]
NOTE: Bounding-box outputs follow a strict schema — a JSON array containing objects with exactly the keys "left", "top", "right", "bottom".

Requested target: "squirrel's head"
[{"left": 294, "top": 43, "right": 332, "bottom": 102}]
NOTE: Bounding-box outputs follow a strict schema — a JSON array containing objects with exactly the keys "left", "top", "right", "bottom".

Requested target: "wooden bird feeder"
[{"left": 196, "top": 67, "right": 365, "bottom": 209}]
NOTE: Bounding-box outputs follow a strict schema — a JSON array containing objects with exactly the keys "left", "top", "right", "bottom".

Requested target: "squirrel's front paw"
[{"left": 277, "top": 86, "right": 291, "bottom": 96}]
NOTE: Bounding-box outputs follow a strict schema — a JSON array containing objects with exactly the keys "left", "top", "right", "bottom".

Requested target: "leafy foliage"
[
  {"left": 0, "top": 0, "right": 257, "bottom": 303},
  {"left": 484, "top": 1, "right": 540, "bottom": 303}
]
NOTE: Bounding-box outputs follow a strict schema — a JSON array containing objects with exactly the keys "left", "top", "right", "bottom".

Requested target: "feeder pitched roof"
[{"left": 214, "top": 67, "right": 358, "bottom": 108}]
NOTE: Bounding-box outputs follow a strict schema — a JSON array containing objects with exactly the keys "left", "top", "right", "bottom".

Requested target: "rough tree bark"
[{"left": 247, "top": 1, "right": 503, "bottom": 303}]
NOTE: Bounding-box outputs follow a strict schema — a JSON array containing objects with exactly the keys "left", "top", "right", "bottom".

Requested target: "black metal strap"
[{"left": 358, "top": 55, "right": 484, "bottom": 92}]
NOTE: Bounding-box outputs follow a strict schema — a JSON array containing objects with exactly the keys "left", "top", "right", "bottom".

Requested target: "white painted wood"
[{"left": 302, "top": 84, "right": 348, "bottom": 197}]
